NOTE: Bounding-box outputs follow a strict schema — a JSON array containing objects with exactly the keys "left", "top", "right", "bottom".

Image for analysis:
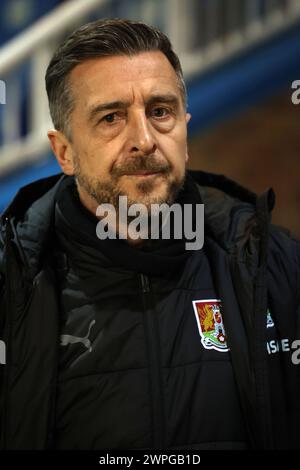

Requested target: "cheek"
[
  {"left": 160, "top": 131, "right": 188, "bottom": 167},
  {"left": 75, "top": 142, "right": 117, "bottom": 177}
]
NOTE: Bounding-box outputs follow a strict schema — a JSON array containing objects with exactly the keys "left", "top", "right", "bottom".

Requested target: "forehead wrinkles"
[
  {"left": 69, "top": 53, "right": 181, "bottom": 108},
  {"left": 80, "top": 77, "right": 179, "bottom": 109}
]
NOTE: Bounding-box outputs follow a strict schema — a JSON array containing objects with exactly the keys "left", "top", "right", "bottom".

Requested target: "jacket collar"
[
  {"left": 189, "top": 170, "right": 275, "bottom": 252},
  {"left": 1, "top": 170, "right": 275, "bottom": 274}
]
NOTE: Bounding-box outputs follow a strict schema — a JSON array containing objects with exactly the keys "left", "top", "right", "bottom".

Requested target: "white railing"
[
  {"left": 0, "top": 0, "right": 111, "bottom": 174},
  {"left": 180, "top": 0, "right": 300, "bottom": 78},
  {"left": 0, "top": 0, "right": 300, "bottom": 175}
]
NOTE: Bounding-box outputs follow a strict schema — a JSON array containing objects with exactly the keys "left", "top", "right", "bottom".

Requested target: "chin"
[
  {"left": 129, "top": 180, "right": 169, "bottom": 203},
  {"left": 129, "top": 191, "right": 172, "bottom": 210}
]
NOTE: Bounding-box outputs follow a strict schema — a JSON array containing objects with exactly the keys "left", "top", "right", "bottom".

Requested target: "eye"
[
  {"left": 102, "top": 112, "right": 118, "bottom": 123},
  {"left": 150, "top": 107, "right": 170, "bottom": 119}
]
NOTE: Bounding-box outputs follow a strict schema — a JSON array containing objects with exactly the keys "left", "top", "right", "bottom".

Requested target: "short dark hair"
[{"left": 45, "top": 18, "right": 187, "bottom": 139}]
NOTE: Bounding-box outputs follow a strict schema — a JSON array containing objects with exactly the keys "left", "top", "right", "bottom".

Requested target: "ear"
[
  {"left": 185, "top": 113, "right": 191, "bottom": 163},
  {"left": 47, "top": 129, "right": 75, "bottom": 175},
  {"left": 185, "top": 147, "right": 190, "bottom": 164}
]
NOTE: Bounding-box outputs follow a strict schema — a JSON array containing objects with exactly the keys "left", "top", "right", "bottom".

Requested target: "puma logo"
[{"left": 60, "top": 319, "right": 96, "bottom": 352}]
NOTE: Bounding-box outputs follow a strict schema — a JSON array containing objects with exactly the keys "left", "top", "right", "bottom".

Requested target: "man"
[{"left": 0, "top": 18, "right": 299, "bottom": 450}]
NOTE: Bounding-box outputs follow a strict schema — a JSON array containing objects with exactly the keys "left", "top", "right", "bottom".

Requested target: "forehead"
[{"left": 69, "top": 51, "right": 182, "bottom": 107}]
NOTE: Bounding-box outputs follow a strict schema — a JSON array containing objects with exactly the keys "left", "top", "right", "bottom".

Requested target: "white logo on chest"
[{"left": 60, "top": 320, "right": 96, "bottom": 352}]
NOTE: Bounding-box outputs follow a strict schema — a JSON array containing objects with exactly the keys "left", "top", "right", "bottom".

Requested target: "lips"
[
  {"left": 125, "top": 171, "right": 162, "bottom": 177},
  {"left": 113, "top": 156, "right": 170, "bottom": 178}
]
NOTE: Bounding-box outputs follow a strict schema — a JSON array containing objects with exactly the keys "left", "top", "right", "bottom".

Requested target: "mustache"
[{"left": 112, "top": 155, "right": 171, "bottom": 176}]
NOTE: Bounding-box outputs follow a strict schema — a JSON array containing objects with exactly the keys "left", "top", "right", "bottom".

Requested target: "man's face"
[{"left": 60, "top": 51, "right": 190, "bottom": 210}]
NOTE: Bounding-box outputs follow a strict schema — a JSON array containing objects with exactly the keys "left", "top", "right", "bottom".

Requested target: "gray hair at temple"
[{"left": 45, "top": 18, "right": 187, "bottom": 141}]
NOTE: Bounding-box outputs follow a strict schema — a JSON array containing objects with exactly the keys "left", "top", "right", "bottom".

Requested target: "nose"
[{"left": 127, "top": 111, "right": 156, "bottom": 155}]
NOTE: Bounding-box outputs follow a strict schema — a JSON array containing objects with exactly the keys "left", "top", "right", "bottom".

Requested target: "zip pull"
[{"left": 140, "top": 273, "right": 150, "bottom": 293}]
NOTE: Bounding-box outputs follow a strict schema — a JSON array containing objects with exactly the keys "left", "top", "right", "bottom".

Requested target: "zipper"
[
  {"left": 253, "top": 191, "right": 274, "bottom": 449},
  {"left": 140, "top": 272, "right": 150, "bottom": 293},
  {"left": 139, "top": 273, "right": 166, "bottom": 449},
  {"left": 253, "top": 267, "right": 272, "bottom": 448}
]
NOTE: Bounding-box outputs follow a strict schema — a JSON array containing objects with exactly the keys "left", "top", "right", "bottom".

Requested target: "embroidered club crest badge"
[{"left": 192, "top": 299, "right": 229, "bottom": 352}]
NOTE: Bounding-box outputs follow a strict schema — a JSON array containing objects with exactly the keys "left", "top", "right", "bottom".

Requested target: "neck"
[{"left": 76, "top": 184, "right": 148, "bottom": 247}]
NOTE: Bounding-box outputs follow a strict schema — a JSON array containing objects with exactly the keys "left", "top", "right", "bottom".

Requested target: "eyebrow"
[
  {"left": 146, "top": 94, "right": 180, "bottom": 108},
  {"left": 87, "top": 93, "right": 180, "bottom": 123},
  {"left": 88, "top": 101, "right": 130, "bottom": 123}
]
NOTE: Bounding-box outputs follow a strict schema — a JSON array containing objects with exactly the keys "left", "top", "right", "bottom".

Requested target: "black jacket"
[{"left": 0, "top": 170, "right": 299, "bottom": 450}]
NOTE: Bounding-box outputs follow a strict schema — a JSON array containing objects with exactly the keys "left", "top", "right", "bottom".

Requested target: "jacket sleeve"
[
  {"left": 283, "top": 232, "right": 300, "bottom": 322},
  {"left": 0, "top": 223, "right": 6, "bottom": 358},
  {"left": 0, "top": 222, "right": 6, "bottom": 345},
  {"left": 0, "top": 225, "right": 4, "bottom": 327},
  {"left": 269, "top": 225, "right": 300, "bottom": 316},
  {"left": 296, "top": 237, "right": 300, "bottom": 317},
  {"left": 0, "top": 224, "right": 5, "bottom": 448},
  {"left": 289, "top": 232, "right": 300, "bottom": 309}
]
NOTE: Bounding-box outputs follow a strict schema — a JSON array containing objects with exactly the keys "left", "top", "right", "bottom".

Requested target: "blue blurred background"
[{"left": 0, "top": 0, "right": 300, "bottom": 236}]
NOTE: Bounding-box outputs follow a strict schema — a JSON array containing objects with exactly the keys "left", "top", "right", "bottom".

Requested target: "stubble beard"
[{"left": 73, "top": 153, "right": 186, "bottom": 214}]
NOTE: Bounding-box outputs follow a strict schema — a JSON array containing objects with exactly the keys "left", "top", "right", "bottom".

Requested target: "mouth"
[{"left": 124, "top": 171, "right": 163, "bottom": 178}]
